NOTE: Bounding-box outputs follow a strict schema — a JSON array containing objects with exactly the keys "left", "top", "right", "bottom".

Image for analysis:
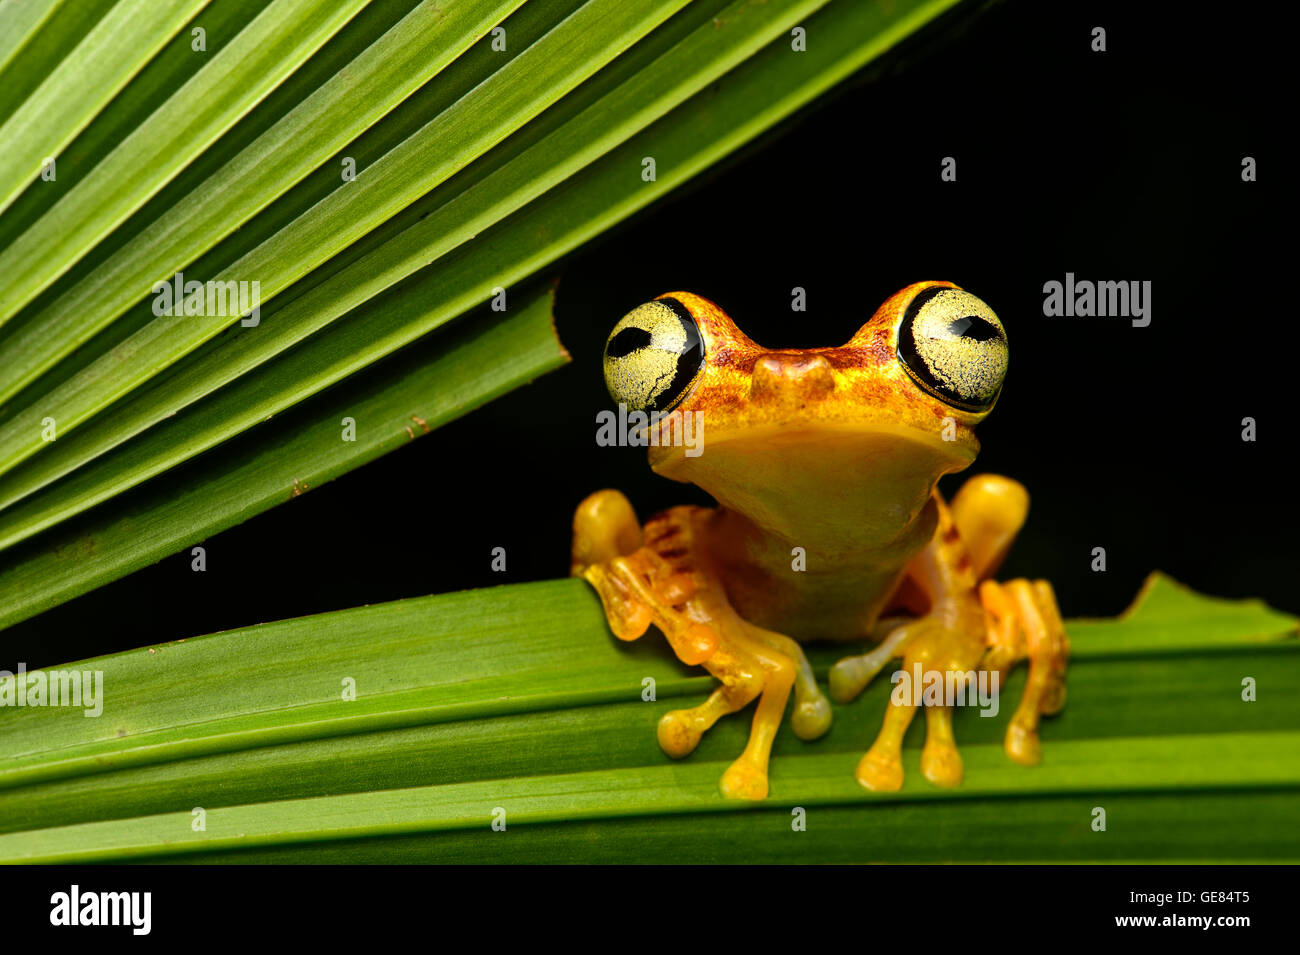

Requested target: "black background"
[
  {"left": 2, "top": 863, "right": 1283, "bottom": 939},
  {"left": 4, "top": 0, "right": 1288, "bottom": 670}
]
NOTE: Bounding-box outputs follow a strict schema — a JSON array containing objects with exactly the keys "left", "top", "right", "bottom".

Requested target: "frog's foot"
[
  {"left": 980, "top": 578, "right": 1069, "bottom": 766},
  {"left": 855, "top": 603, "right": 988, "bottom": 792},
  {"left": 854, "top": 678, "right": 967, "bottom": 791},
  {"left": 572, "top": 490, "right": 653, "bottom": 641},
  {"left": 659, "top": 637, "right": 794, "bottom": 800},
  {"left": 572, "top": 492, "right": 716, "bottom": 664},
  {"left": 573, "top": 492, "right": 799, "bottom": 799},
  {"left": 741, "top": 621, "right": 831, "bottom": 740},
  {"left": 583, "top": 557, "right": 716, "bottom": 664}
]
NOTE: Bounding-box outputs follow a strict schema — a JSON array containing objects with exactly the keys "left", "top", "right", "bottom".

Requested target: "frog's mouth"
[{"left": 650, "top": 422, "right": 976, "bottom": 547}]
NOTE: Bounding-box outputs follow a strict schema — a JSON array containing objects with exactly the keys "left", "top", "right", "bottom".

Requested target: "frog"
[{"left": 570, "top": 281, "right": 1068, "bottom": 800}]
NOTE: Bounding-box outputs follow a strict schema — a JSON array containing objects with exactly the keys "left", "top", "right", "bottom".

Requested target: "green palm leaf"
[
  {"left": 0, "top": 0, "right": 371, "bottom": 326},
  {"left": 0, "top": 0, "right": 693, "bottom": 473},
  {"left": 0, "top": 0, "right": 208, "bottom": 218},
  {"left": 0, "top": 574, "right": 1295, "bottom": 862}
]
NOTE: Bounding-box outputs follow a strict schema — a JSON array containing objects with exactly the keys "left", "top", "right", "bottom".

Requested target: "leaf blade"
[
  {"left": 0, "top": 0, "right": 690, "bottom": 475},
  {"left": 0, "top": 0, "right": 527, "bottom": 405},
  {"left": 2, "top": 731, "right": 1296, "bottom": 863},
  {"left": 0, "top": 0, "right": 372, "bottom": 328},
  {"left": 0, "top": 0, "right": 209, "bottom": 220}
]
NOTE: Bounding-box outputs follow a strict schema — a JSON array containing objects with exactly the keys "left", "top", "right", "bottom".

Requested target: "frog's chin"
[
  {"left": 648, "top": 420, "right": 977, "bottom": 476},
  {"left": 649, "top": 423, "right": 976, "bottom": 545}
]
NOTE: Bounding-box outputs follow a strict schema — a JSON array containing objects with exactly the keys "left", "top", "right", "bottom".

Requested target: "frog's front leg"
[
  {"left": 571, "top": 489, "right": 716, "bottom": 665},
  {"left": 572, "top": 489, "right": 824, "bottom": 800}
]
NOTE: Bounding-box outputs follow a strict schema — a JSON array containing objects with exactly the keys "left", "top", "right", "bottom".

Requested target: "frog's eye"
[
  {"left": 602, "top": 297, "right": 705, "bottom": 413},
  {"left": 897, "top": 286, "right": 1008, "bottom": 412}
]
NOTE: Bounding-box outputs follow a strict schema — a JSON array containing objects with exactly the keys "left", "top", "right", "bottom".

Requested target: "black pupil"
[
  {"left": 947, "top": 315, "right": 1000, "bottom": 341},
  {"left": 606, "top": 325, "right": 652, "bottom": 358}
]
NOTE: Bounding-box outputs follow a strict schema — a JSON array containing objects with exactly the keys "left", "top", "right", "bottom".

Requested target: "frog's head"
[{"left": 600, "top": 282, "right": 1008, "bottom": 544}]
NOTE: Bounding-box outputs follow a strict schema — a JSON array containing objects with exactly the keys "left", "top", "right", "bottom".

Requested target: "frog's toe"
[
  {"left": 657, "top": 710, "right": 704, "bottom": 759},
  {"left": 921, "top": 738, "right": 964, "bottom": 787},
  {"left": 719, "top": 759, "right": 769, "bottom": 801},
  {"left": 828, "top": 656, "right": 867, "bottom": 704},
  {"left": 855, "top": 748, "right": 904, "bottom": 792},
  {"left": 1005, "top": 718, "right": 1041, "bottom": 765},
  {"left": 791, "top": 692, "right": 832, "bottom": 740}
]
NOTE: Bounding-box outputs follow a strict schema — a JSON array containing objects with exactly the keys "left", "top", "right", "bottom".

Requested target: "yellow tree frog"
[{"left": 571, "top": 282, "right": 1068, "bottom": 800}]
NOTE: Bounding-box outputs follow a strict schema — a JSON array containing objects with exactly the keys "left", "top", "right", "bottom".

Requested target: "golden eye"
[
  {"left": 898, "top": 286, "right": 1008, "bottom": 412},
  {"left": 602, "top": 297, "right": 705, "bottom": 412}
]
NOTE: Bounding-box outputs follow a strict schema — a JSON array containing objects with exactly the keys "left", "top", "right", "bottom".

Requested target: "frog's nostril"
[{"left": 751, "top": 354, "right": 835, "bottom": 404}]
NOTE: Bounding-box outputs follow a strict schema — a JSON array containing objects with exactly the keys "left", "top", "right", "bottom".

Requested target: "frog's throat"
[{"left": 650, "top": 424, "right": 975, "bottom": 554}]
